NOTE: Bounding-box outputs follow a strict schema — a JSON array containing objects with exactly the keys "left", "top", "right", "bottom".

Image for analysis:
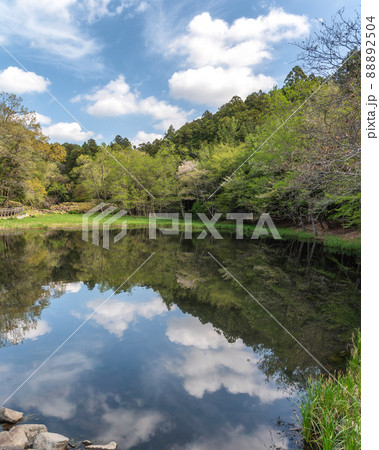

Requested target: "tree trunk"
[{"left": 310, "top": 214, "right": 317, "bottom": 236}]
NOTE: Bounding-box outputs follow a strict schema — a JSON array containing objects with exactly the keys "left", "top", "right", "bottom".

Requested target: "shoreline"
[{"left": 0, "top": 213, "right": 360, "bottom": 251}]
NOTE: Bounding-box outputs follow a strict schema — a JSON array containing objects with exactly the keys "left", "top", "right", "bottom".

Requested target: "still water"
[{"left": 0, "top": 230, "right": 360, "bottom": 449}]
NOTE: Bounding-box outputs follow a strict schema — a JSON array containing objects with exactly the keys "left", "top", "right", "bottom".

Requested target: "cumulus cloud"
[
  {"left": 76, "top": 75, "right": 193, "bottom": 130},
  {"left": 0, "top": 66, "right": 50, "bottom": 94},
  {"left": 170, "top": 66, "right": 274, "bottom": 107},
  {"left": 166, "top": 316, "right": 285, "bottom": 402},
  {"left": 33, "top": 112, "right": 52, "bottom": 125},
  {"left": 86, "top": 295, "right": 168, "bottom": 337},
  {"left": 132, "top": 131, "right": 163, "bottom": 146},
  {"left": 42, "top": 121, "right": 97, "bottom": 143},
  {"left": 168, "top": 8, "right": 310, "bottom": 106}
]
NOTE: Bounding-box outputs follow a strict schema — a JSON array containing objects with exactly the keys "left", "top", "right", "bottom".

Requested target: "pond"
[{"left": 0, "top": 230, "right": 360, "bottom": 449}]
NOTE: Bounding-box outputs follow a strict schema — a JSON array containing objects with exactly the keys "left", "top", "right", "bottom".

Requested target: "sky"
[{"left": 0, "top": 0, "right": 360, "bottom": 146}]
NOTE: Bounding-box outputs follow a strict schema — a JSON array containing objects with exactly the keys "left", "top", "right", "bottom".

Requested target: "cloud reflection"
[
  {"left": 182, "top": 424, "right": 289, "bottom": 450},
  {"left": 6, "top": 319, "right": 51, "bottom": 344},
  {"left": 18, "top": 352, "right": 95, "bottom": 420},
  {"left": 98, "top": 408, "right": 167, "bottom": 449},
  {"left": 86, "top": 295, "right": 168, "bottom": 337},
  {"left": 166, "top": 316, "right": 284, "bottom": 402}
]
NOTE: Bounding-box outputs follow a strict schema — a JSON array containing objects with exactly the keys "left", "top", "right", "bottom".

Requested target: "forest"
[{"left": 0, "top": 12, "right": 360, "bottom": 230}]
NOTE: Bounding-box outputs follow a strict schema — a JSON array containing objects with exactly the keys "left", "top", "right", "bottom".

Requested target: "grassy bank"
[
  {"left": 300, "top": 331, "right": 361, "bottom": 449},
  {"left": 0, "top": 213, "right": 360, "bottom": 251}
]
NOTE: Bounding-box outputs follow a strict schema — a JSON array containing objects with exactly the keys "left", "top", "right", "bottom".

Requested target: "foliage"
[
  {"left": 300, "top": 330, "right": 360, "bottom": 449},
  {"left": 0, "top": 92, "right": 67, "bottom": 206},
  {"left": 0, "top": 10, "right": 360, "bottom": 229}
]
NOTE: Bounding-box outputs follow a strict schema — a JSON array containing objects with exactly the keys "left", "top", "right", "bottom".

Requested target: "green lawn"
[{"left": 0, "top": 213, "right": 360, "bottom": 251}]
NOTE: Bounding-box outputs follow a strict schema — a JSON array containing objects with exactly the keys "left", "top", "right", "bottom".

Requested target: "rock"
[
  {"left": 82, "top": 441, "right": 93, "bottom": 446},
  {"left": 0, "top": 407, "right": 23, "bottom": 424},
  {"left": 0, "top": 447, "right": 24, "bottom": 450},
  {"left": 0, "top": 431, "right": 14, "bottom": 447},
  {"left": 84, "top": 442, "right": 117, "bottom": 450},
  {"left": 33, "top": 432, "right": 69, "bottom": 450},
  {"left": 9, "top": 424, "right": 47, "bottom": 448}
]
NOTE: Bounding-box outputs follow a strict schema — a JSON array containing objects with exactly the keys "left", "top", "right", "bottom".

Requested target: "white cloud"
[
  {"left": 136, "top": 1, "right": 148, "bottom": 13},
  {"left": 0, "top": 0, "right": 152, "bottom": 61},
  {"left": 132, "top": 131, "right": 163, "bottom": 146},
  {"left": 0, "top": 0, "right": 99, "bottom": 60},
  {"left": 86, "top": 295, "right": 168, "bottom": 338},
  {"left": 171, "top": 9, "right": 310, "bottom": 68},
  {"left": 166, "top": 316, "right": 285, "bottom": 402},
  {"left": 168, "top": 9, "right": 310, "bottom": 106},
  {"left": 86, "top": 0, "right": 149, "bottom": 21},
  {"left": 0, "top": 66, "right": 50, "bottom": 94},
  {"left": 169, "top": 66, "right": 274, "bottom": 107},
  {"left": 25, "top": 112, "right": 52, "bottom": 125},
  {"left": 33, "top": 112, "right": 52, "bottom": 125},
  {"left": 78, "top": 75, "right": 193, "bottom": 130},
  {"left": 82, "top": 75, "right": 139, "bottom": 116},
  {"left": 42, "top": 121, "right": 96, "bottom": 143}
]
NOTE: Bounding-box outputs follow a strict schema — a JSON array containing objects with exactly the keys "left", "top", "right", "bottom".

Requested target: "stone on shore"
[
  {"left": 0, "top": 407, "right": 23, "bottom": 424},
  {"left": 84, "top": 442, "right": 117, "bottom": 450},
  {"left": 0, "top": 447, "right": 23, "bottom": 449},
  {"left": 8, "top": 424, "right": 48, "bottom": 447},
  {"left": 33, "top": 432, "right": 69, "bottom": 450},
  {"left": 0, "top": 431, "right": 14, "bottom": 447}
]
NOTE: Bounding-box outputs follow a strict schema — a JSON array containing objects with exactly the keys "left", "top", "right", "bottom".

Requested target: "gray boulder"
[
  {"left": 33, "top": 432, "right": 69, "bottom": 450},
  {"left": 0, "top": 407, "right": 23, "bottom": 424},
  {"left": 84, "top": 442, "right": 117, "bottom": 450},
  {"left": 9, "top": 424, "right": 47, "bottom": 448},
  {"left": 0, "top": 447, "right": 23, "bottom": 449},
  {"left": 0, "top": 431, "right": 14, "bottom": 447}
]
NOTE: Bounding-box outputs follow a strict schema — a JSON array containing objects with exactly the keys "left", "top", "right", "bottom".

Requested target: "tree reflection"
[{"left": 0, "top": 230, "right": 360, "bottom": 385}]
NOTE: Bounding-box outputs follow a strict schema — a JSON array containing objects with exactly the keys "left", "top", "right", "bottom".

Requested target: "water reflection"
[
  {"left": 182, "top": 424, "right": 290, "bottom": 450},
  {"left": 0, "top": 230, "right": 360, "bottom": 449},
  {"left": 166, "top": 316, "right": 284, "bottom": 402},
  {"left": 98, "top": 408, "right": 167, "bottom": 449},
  {"left": 86, "top": 293, "right": 169, "bottom": 337},
  {"left": 5, "top": 319, "right": 51, "bottom": 345}
]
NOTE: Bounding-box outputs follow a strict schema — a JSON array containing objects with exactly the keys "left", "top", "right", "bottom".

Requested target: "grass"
[
  {"left": 324, "top": 235, "right": 361, "bottom": 253},
  {"left": 0, "top": 212, "right": 360, "bottom": 251},
  {"left": 300, "top": 330, "right": 361, "bottom": 449}
]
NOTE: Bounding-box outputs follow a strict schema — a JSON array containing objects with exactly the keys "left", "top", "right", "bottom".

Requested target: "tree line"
[{"left": 0, "top": 10, "right": 360, "bottom": 228}]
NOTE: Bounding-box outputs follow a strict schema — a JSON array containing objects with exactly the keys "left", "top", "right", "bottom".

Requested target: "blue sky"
[{"left": 0, "top": 0, "right": 360, "bottom": 145}]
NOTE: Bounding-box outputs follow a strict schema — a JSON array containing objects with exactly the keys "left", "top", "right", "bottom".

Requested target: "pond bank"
[
  {"left": 300, "top": 330, "right": 361, "bottom": 449},
  {"left": 0, "top": 213, "right": 360, "bottom": 251},
  {"left": 0, "top": 407, "right": 117, "bottom": 449}
]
